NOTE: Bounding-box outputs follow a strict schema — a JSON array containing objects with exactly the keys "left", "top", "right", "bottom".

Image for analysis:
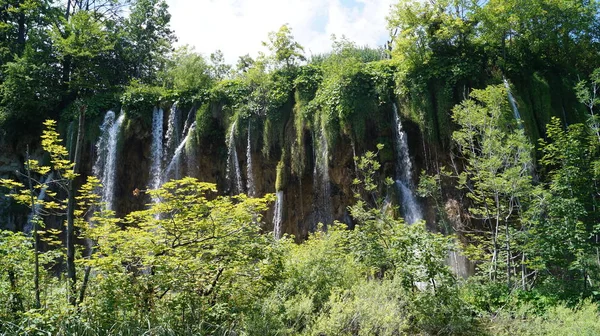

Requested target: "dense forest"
[{"left": 1, "top": 0, "right": 600, "bottom": 334}]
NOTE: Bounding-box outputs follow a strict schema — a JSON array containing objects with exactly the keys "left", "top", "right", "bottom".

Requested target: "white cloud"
[{"left": 165, "top": 0, "right": 395, "bottom": 64}]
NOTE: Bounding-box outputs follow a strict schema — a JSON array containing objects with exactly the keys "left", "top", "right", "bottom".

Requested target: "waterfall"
[
  {"left": 313, "top": 125, "right": 333, "bottom": 227},
  {"left": 165, "top": 122, "right": 196, "bottom": 178},
  {"left": 392, "top": 104, "right": 422, "bottom": 224},
  {"left": 503, "top": 77, "right": 523, "bottom": 127},
  {"left": 226, "top": 121, "right": 243, "bottom": 195},
  {"left": 165, "top": 102, "right": 181, "bottom": 165},
  {"left": 273, "top": 190, "right": 284, "bottom": 238},
  {"left": 24, "top": 172, "right": 54, "bottom": 235},
  {"left": 351, "top": 139, "right": 359, "bottom": 175},
  {"left": 246, "top": 122, "right": 256, "bottom": 197},
  {"left": 182, "top": 105, "right": 196, "bottom": 139},
  {"left": 93, "top": 110, "right": 124, "bottom": 212},
  {"left": 149, "top": 107, "right": 164, "bottom": 191}
]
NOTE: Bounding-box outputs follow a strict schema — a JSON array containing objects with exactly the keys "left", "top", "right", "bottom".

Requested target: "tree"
[
  {"left": 0, "top": 119, "right": 82, "bottom": 307},
  {"left": 162, "top": 45, "right": 212, "bottom": 93},
  {"left": 123, "top": 0, "right": 175, "bottom": 82},
  {"left": 262, "top": 24, "right": 305, "bottom": 68},
  {"left": 236, "top": 53, "right": 254, "bottom": 74},
  {"left": 209, "top": 49, "right": 231, "bottom": 80},
  {"left": 82, "top": 177, "right": 283, "bottom": 332},
  {"left": 531, "top": 118, "right": 600, "bottom": 294},
  {"left": 475, "top": 0, "right": 600, "bottom": 72},
  {"left": 575, "top": 68, "right": 600, "bottom": 144},
  {"left": 52, "top": 10, "right": 115, "bottom": 96},
  {"left": 451, "top": 85, "right": 533, "bottom": 286}
]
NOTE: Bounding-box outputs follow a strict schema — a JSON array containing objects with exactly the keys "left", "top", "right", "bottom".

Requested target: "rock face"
[
  {"left": 0, "top": 101, "right": 438, "bottom": 243},
  {"left": 0, "top": 100, "right": 472, "bottom": 276},
  {"left": 106, "top": 102, "right": 432, "bottom": 242}
]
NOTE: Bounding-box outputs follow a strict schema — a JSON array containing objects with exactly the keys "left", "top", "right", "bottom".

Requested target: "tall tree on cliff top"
[
  {"left": 124, "top": 0, "right": 175, "bottom": 83},
  {"left": 262, "top": 24, "right": 305, "bottom": 69}
]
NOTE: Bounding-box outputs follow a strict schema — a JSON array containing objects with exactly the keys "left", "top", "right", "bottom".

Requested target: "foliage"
[
  {"left": 488, "top": 300, "right": 600, "bottom": 335},
  {"left": 76, "top": 178, "right": 284, "bottom": 333},
  {"left": 51, "top": 10, "right": 115, "bottom": 95},
  {"left": 0, "top": 42, "right": 62, "bottom": 137},
  {"left": 451, "top": 84, "right": 533, "bottom": 286},
  {"left": 209, "top": 49, "right": 232, "bottom": 80},
  {"left": 161, "top": 45, "right": 212, "bottom": 95},
  {"left": 123, "top": 0, "right": 175, "bottom": 83},
  {"left": 3, "top": 1, "right": 600, "bottom": 335},
  {"left": 262, "top": 24, "right": 306, "bottom": 69},
  {"left": 120, "top": 80, "right": 171, "bottom": 123}
]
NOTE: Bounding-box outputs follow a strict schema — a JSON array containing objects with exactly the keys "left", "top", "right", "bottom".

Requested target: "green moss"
[
  {"left": 275, "top": 158, "right": 286, "bottom": 191},
  {"left": 121, "top": 81, "right": 172, "bottom": 126},
  {"left": 376, "top": 137, "right": 395, "bottom": 164},
  {"left": 195, "top": 103, "right": 221, "bottom": 143}
]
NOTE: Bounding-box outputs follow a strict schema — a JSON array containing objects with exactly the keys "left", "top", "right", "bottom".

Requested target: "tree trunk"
[
  {"left": 66, "top": 107, "right": 85, "bottom": 305},
  {"left": 8, "top": 271, "right": 23, "bottom": 315},
  {"left": 65, "top": 0, "right": 71, "bottom": 20},
  {"left": 506, "top": 220, "right": 511, "bottom": 289},
  {"left": 16, "top": 7, "right": 25, "bottom": 56},
  {"left": 26, "top": 147, "right": 41, "bottom": 309}
]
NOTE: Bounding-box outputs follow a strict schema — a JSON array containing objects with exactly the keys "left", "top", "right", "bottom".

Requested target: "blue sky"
[{"left": 165, "top": 0, "right": 396, "bottom": 64}]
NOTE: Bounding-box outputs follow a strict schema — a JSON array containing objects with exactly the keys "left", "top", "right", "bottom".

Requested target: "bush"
[
  {"left": 488, "top": 300, "right": 600, "bottom": 336},
  {"left": 120, "top": 80, "right": 172, "bottom": 124}
]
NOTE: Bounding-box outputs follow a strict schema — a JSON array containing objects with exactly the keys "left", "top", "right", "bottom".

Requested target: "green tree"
[
  {"left": 531, "top": 118, "right": 600, "bottom": 295},
  {"left": 209, "top": 49, "right": 232, "bottom": 80},
  {"left": 123, "top": 0, "right": 175, "bottom": 82},
  {"left": 575, "top": 68, "right": 600, "bottom": 143},
  {"left": 236, "top": 53, "right": 254, "bottom": 74},
  {"left": 451, "top": 85, "right": 533, "bottom": 286},
  {"left": 52, "top": 11, "right": 115, "bottom": 95},
  {"left": 262, "top": 24, "right": 305, "bottom": 68},
  {"left": 475, "top": 0, "right": 600, "bottom": 72},
  {"left": 162, "top": 45, "right": 212, "bottom": 93},
  {"left": 81, "top": 178, "right": 284, "bottom": 332}
]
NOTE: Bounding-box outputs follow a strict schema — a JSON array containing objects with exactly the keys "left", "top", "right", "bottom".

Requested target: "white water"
[
  {"left": 313, "top": 125, "right": 333, "bottom": 227},
  {"left": 226, "top": 121, "right": 244, "bottom": 195},
  {"left": 182, "top": 105, "right": 196, "bottom": 139},
  {"left": 503, "top": 77, "right": 523, "bottom": 128},
  {"left": 392, "top": 104, "right": 422, "bottom": 224},
  {"left": 24, "top": 172, "right": 54, "bottom": 235},
  {"left": 149, "top": 107, "right": 164, "bottom": 191},
  {"left": 246, "top": 121, "right": 256, "bottom": 197},
  {"left": 165, "top": 102, "right": 180, "bottom": 164},
  {"left": 93, "top": 110, "right": 124, "bottom": 212},
  {"left": 273, "top": 190, "right": 284, "bottom": 239},
  {"left": 165, "top": 122, "right": 196, "bottom": 178},
  {"left": 448, "top": 249, "right": 471, "bottom": 279}
]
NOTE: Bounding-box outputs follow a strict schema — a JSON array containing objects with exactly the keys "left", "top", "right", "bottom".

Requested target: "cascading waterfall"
[
  {"left": 165, "top": 122, "right": 196, "bottom": 178},
  {"left": 273, "top": 190, "right": 284, "bottom": 238},
  {"left": 246, "top": 121, "right": 256, "bottom": 197},
  {"left": 149, "top": 107, "right": 164, "bottom": 191},
  {"left": 165, "top": 102, "right": 181, "bottom": 167},
  {"left": 182, "top": 105, "right": 195, "bottom": 139},
  {"left": 313, "top": 125, "right": 333, "bottom": 227},
  {"left": 392, "top": 104, "right": 422, "bottom": 224},
  {"left": 24, "top": 172, "right": 54, "bottom": 235},
  {"left": 226, "top": 121, "right": 244, "bottom": 195},
  {"left": 93, "top": 110, "right": 124, "bottom": 212},
  {"left": 503, "top": 77, "right": 523, "bottom": 127},
  {"left": 351, "top": 139, "right": 359, "bottom": 175}
]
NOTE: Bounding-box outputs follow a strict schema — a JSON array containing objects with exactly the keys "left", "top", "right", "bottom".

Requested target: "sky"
[{"left": 164, "top": 0, "right": 396, "bottom": 64}]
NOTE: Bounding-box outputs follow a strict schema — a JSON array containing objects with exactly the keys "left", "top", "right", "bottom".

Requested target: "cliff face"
[{"left": 104, "top": 99, "right": 434, "bottom": 242}]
